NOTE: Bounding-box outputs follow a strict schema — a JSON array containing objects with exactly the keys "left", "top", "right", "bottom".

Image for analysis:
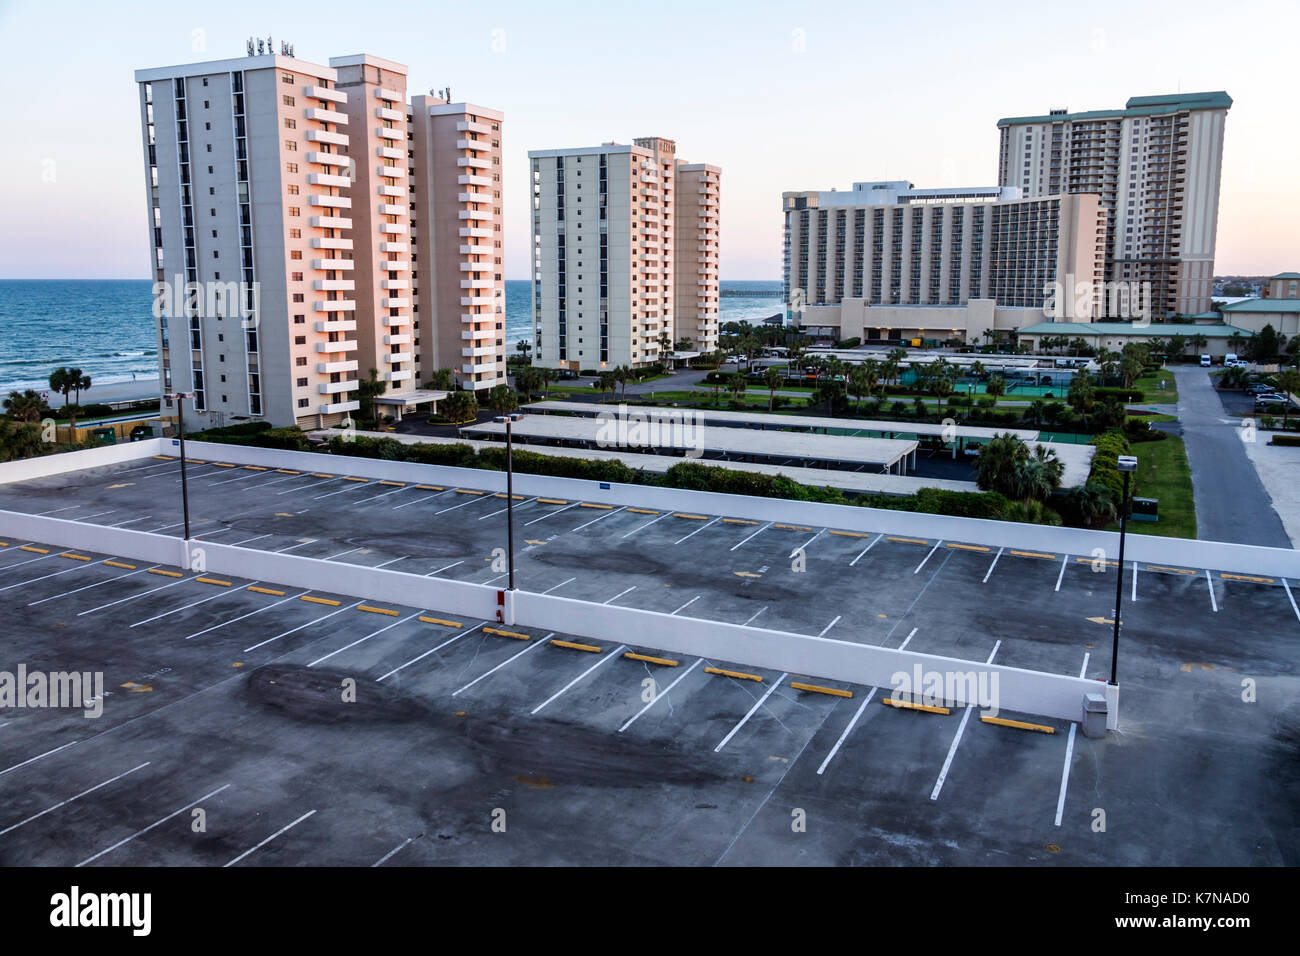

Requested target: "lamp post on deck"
[
  {"left": 495, "top": 413, "right": 523, "bottom": 590},
  {"left": 1110, "top": 455, "right": 1138, "bottom": 686},
  {"left": 164, "top": 391, "right": 197, "bottom": 541}
]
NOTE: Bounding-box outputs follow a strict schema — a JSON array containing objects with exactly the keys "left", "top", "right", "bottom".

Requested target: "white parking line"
[
  {"left": 531, "top": 644, "right": 627, "bottom": 715},
  {"left": 436, "top": 495, "right": 494, "bottom": 515},
  {"left": 914, "top": 540, "right": 943, "bottom": 574},
  {"left": 108, "top": 516, "right": 153, "bottom": 527},
  {"left": 77, "top": 574, "right": 199, "bottom": 616},
  {"left": 730, "top": 521, "right": 772, "bottom": 551},
  {"left": 189, "top": 590, "right": 310, "bottom": 640},
  {"left": 898, "top": 627, "right": 919, "bottom": 650},
  {"left": 1205, "top": 568, "right": 1218, "bottom": 612},
  {"left": 603, "top": 585, "right": 636, "bottom": 605},
  {"left": 372, "top": 837, "right": 413, "bottom": 867},
  {"left": 672, "top": 595, "right": 700, "bottom": 615},
  {"left": 982, "top": 547, "right": 1003, "bottom": 583},
  {"left": 542, "top": 576, "right": 575, "bottom": 594},
  {"left": 374, "top": 556, "right": 406, "bottom": 569},
  {"left": 792, "top": 528, "right": 824, "bottom": 556},
  {"left": 243, "top": 600, "right": 363, "bottom": 652},
  {"left": 0, "top": 741, "right": 78, "bottom": 779},
  {"left": 27, "top": 565, "right": 160, "bottom": 606},
  {"left": 355, "top": 486, "right": 413, "bottom": 505},
  {"left": 930, "top": 640, "right": 1001, "bottom": 802},
  {"left": 849, "top": 534, "right": 883, "bottom": 567},
  {"left": 277, "top": 476, "right": 339, "bottom": 495},
  {"left": 618, "top": 658, "right": 703, "bottom": 732},
  {"left": 275, "top": 539, "right": 317, "bottom": 554},
  {"left": 314, "top": 483, "right": 370, "bottom": 500},
  {"left": 36, "top": 505, "right": 80, "bottom": 515},
  {"left": 1054, "top": 654, "right": 1091, "bottom": 827},
  {"left": 817, "top": 615, "right": 841, "bottom": 637},
  {"left": 0, "top": 560, "right": 99, "bottom": 593},
  {"left": 0, "top": 551, "right": 63, "bottom": 572},
  {"left": 260, "top": 472, "right": 309, "bottom": 487},
  {"left": 622, "top": 511, "right": 673, "bottom": 538},
  {"left": 72, "top": 510, "right": 117, "bottom": 521},
  {"left": 524, "top": 501, "right": 579, "bottom": 525},
  {"left": 324, "top": 547, "right": 363, "bottom": 561},
  {"left": 426, "top": 560, "right": 464, "bottom": 577},
  {"left": 1054, "top": 554, "right": 1069, "bottom": 591},
  {"left": 209, "top": 471, "right": 264, "bottom": 485},
  {"left": 392, "top": 488, "right": 455, "bottom": 510},
  {"left": 743, "top": 606, "right": 767, "bottom": 625},
  {"left": 229, "top": 533, "right": 271, "bottom": 546},
  {"left": 715, "top": 673, "right": 788, "bottom": 752},
  {"left": 308, "top": 612, "right": 422, "bottom": 668},
  {"left": 78, "top": 784, "right": 232, "bottom": 867},
  {"left": 673, "top": 515, "right": 719, "bottom": 544},
  {"left": 1283, "top": 579, "right": 1300, "bottom": 623},
  {"left": 376, "top": 623, "right": 482, "bottom": 682},
  {"left": 478, "top": 496, "right": 538, "bottom": 519},
  {"left": 453, "top": 633, "right": 552, "bottom": 696},
  {"left": 570, "top": 505, "right": 628, "bottom": 534},
  {"left": 224, "top": 809, "right": 317, "bottom": 867},
  {"left": 131, "top": 583, "right": 250, "bottom": 627},
  {"left": 1131, "top": 561, "right": 1138, "bottom": 602},
  {"left": 0, "top": 762, "right": 151, "bottom": 837},
  {"left": 817, "top": 688, "right": 878, "bottom": 775}
]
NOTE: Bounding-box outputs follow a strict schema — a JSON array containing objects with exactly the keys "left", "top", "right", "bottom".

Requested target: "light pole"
[
  {"left": 1110, "top": 455, "right": 1138, "bottom": 686},
  {"left": 495, "top": 412, "right": 523, "bottom": 590},
  {"left": 165, "top": 392, "right": 196, "bottom": 540}
]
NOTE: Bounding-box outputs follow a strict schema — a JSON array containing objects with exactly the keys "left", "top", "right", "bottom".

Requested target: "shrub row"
[{"left": 1087, "top": 429, "right": 1132, "bottom": 504}]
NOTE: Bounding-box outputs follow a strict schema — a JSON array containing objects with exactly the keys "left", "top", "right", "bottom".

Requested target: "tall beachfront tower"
[
  {"left": 997, "top": 91, "right": 1231, "bottom": 318},
  {"left": 409, "top": 94, "right": 506, "bottom": 392},
  {"left": 529, "top": 137, "right": 719, "bottom": 371}
]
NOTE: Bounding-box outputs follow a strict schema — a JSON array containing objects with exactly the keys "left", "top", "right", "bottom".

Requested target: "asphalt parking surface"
[{"left": 0, "top": 452, "right": 1296, "bottom": 865}]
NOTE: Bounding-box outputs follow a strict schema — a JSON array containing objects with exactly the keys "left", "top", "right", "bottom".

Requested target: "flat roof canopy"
[
  {"left": 374, "top": 390, "right": 448, "bottom": 407},
  {"left": 464, "top": 415, "right": 918, "bottom": 470},
  {"left": 523, "top": 401, "right": 1040, "bottom": 442}
]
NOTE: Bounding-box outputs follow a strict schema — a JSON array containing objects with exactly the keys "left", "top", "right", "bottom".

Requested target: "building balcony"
[
  {"left": 375, "top": 106, "right": 405, "bottom": 122},
  {"left": 319, "top": 399, "right": 360, "bottom": 414},
  {"left": 310, "top": 194, "right": 351, "bottom": 209},
  {"left": 376, "top": 126, "right": 403, "bottom": 141},
  {"left": 462, "top": 328, "right": 494, "bottom": 341},
  {"left": 318, "top": 379, "right": 358, "bottom": 395},
  {"left": 462, "top": 361, "right": 501, "bottom": 375},
  {"left": 376, "top": 146, "right": 404, "bottom": 161},
  {"left": 305, "top": 129, "right": 348, "bottom": 147},
  {"left": 461, "top": 278, "right": 493, "bottom": 289},
  {"left": 309, "top": 215, "right": 352, "bottom": 229},
  {"left": 374, "top": 87, "right": 404, "bottom": 103},
  {"left": 460, "top": 296, "right": 495, "bottom": 307},
  {"left": 457, "top": 120, "right": 493, "bottom": 134},
  {"left": 458, "top": 226, "right": 493, "bottom": 239},
  {"left": 305, "top": 107, "right": 347, "bottom": 125},
  {"left": 310, "top": 258, "right": 353, "bottom": 270},
  {"left": 383, "top": 352, "right": 412, "bottom": 364},
  {"left": 383, "top": 333, "right": 411, "bottom": 345},
  {"left": 314, "top": 319, "right": 356, "bottom": 333},
  {"left": 381, "top": 278, "right": 409, "bottom": 290},
  {"left": 456, "top": 157, "right": 491, "bottom": 170},
  {"left": 310, "top": 237, "right": 353, "bottom": 250},
  {"left": 378, "top": 241, "right": 408, "bottom": 253},
  {"left": 381, "top": 297, "right": 409, "bottom": 308},
  {"left": 462, "top": 345, "right": 496, "bottom": 358},
  {"left": 308, "top": 172, "right": 351, "bottom": 188},
  {"left": 312, "top": 279, "right": 355, "bottom": 292},
  {"left": 382, "top": 316, "right": 408, "bottom": 328},
  {"left": 458, "top": 191, "right": 490, "bottom": 203},
  {"left": 304, "top": 85, "right": 347, "bottom": 105},
  {"left": 376, "top": 165, "right": 406, "bottom": 178},
  {"left": 458, "top": 209, "right": 493, "bottom": 221},
  {"left": 312, "top": 300, "right": 357, "bottom": 313},
  {"left": 315, "top": 339, "right": 358, "bottom": 353},
  {"left": 457, "top": 138, "right": 491, "bottom": 151},
  {"left": 459, "top": 244, "right": 493, "bottom": 255},
  {"left": 457, "top": 174, "right": 493, "bottom": 186},
  {"left": 316, "top": 359, "right": 358, "bottom": 374},
  {"left": 305, "top": 152, "right": 349, "bottom": 171},
  {"left": 380, "top": 259, "right": 408, "bottom": 272},
  {"left": 384, "top": 369, "right": 413, "bottom": 384},
  {"left": 380, "top": 222, "right": 408, "bottom": 234},
  {"left": 378, "top": 184, "right": 404, "bottom": 198},
  {"left": 378, "top": 203, "right": 404, "bottom": 215}
]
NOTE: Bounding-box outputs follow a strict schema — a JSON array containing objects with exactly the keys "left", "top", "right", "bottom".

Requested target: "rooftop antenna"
[{"left": 247, "top": 37, "right": 254, "bottom": 56}]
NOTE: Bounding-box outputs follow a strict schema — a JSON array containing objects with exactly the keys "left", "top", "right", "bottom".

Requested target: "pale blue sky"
[{"left": 1, "top": 0, "right": 1296, "bottom": 280}]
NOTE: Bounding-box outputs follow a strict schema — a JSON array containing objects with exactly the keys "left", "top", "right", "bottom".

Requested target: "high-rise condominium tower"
[
  {"left": 528, "top": 137, "right": 719, "bottom": 371},
  {"left": 135, "top": 48, "right": 504, "bottom": 431},
  {"left": 997, "top": 91, "right": 1231, "bottom": 318}
]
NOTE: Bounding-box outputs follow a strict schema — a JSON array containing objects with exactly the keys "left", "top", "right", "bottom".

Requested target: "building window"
[
  {"left": 282, "top": 73, "right": 293, "bottom": 84},
  {"left": 294, "top": 335, "right": 306, "bottom": 345},
  {"left": 287, "top": 184, "right": 299, "bottom": 195},
  {"left": 297, "top": 377, "right": 308, "bottom": 387},
  {"left": 288, "top": 206, "right": 299, "bottom": 216},
  {"left": 284, "top": 140, "right": 297, "bottom": 151},
  {"left": 286, "top": 162, "right": 298, "bottom": 173},
  {"left": 291, "top": 272, "right": 303, "bottom": 281},
  {"left": 284, "top": 118, "right": 296, "bottom": 130},
  {"left": 289, "top": 228, "right": 301, "bottom": 238},
  {"left": 292, "top": 293, "right": 304, "bottom": 302},
  {"left": 296, "top": 356, "right": 307, "bottom": 366},
  {"left": 291, "top": 250, "right": 302, "bottom": 260},
  {"left": 283, "top": 95, "right": 295, "bottom": 107},
  {"left": 294, "top": 314, "right": 305, "bottom": 324}
]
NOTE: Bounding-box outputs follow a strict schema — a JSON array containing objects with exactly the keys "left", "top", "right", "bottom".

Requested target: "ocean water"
[{"left": 0, "top": 278, "right": 784, "bottom": 394}]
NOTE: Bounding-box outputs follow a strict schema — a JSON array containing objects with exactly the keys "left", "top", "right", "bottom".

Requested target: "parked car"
[
  {"left": 1245, "top": 383, "right": 1275, "bottom": 394},
  {"left": 1255, "top": 395, "right": 1290, "bottom": 410},
  {"left": 1200, "top": 354, "right": 1212, "bottom": 367}
]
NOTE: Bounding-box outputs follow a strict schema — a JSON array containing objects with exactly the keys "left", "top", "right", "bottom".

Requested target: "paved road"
[{"left": 1173, "top": 366, "right": 1291, "bottom": 547}]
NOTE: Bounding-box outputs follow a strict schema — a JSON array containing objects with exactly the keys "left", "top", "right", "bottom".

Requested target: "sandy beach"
[{"left": 37, "top": 376, "right": 161, "bottom": 408}]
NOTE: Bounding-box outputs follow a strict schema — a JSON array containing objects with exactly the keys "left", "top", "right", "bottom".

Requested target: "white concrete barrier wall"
[
  {"left": 515, "top": 592, "right": 1120, "bottom": 729},
  {"left": 177, "top": 440, "right": 1300, "bottom": 579},
  {"left": 0, "top": 505, "right": 1118, "bottom": 727},
  {"left": 0, "top": 437, "right": 169, "bottom": 485}
]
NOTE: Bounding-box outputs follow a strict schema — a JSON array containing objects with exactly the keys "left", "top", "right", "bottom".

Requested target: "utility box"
[
  {"left": 1131, "top": 497, "right": 1158, "bottom": 522},
  {"left": 1082, "top": 693, "right": 1108, "bottom": 738}
]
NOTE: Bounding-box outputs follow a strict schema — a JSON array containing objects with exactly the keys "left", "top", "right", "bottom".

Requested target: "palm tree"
[
  {"left": 1025, "top": 399, "right": 1046, "bottom": 426},
  {"left": 48, "top": 367, "right": 76, "bottom": 407},
  {"left": 614, "top": 365, "right": 630, "bottom": 401},
  {"left": 1068, "top": 370, "right": 1096, "bottom": 427},
  {"left": 764, "top": 366, "right": 782, "bottom": 411},
  {"left": 540, "top": 367, "right": 554, "bottom": 399},
  {"left": 514, "top": 366, "right": 543, "bottom": 401},
  {"left": 986, "top": 375, "right": 1006, "bottom": 400},
  {"left": 74, "top": 372, "right": 91, "bottom": 406},
  {"left": 973, "top": 433, "right": 1028, "bottom": 496},
  {"left": 4, "top": 389, "right": 46, "bottom": 423},
  {"left": 1190, "top": 333, "right": 1208, "bottom": 359},
  {"left": 1275, "top": 368, "right": 1300, "bottom": 426},
  {"left": 726, "top": 372, "right": 747, "bottom": 402},
  {"left": 597, "top": 371, "right": 617, "bottom": 403}
]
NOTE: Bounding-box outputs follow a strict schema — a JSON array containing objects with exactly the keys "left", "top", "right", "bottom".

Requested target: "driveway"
[{"left": 1172, "top": 366, "right": 1292, "bottom": 547}]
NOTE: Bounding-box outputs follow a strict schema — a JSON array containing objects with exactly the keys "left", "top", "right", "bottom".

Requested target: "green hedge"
[
  {"left": 1094, "top": 387, "right": 1144, "bottom": 402},
  {"left": 1270, "top": 433, "right": 1300, "bottom": 446},
  {"left": 1088, "top": 429, "right": 1131, "bottom": 504}
]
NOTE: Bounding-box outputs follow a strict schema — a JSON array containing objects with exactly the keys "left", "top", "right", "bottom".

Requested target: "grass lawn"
[
  {"left": 1132, "top": 369, "right": 1178, "bottom": 404},
  {"left": 1106, "top": 435, "right": 1195, "bottom": 539}
]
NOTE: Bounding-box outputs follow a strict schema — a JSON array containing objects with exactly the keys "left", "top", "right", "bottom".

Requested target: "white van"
[
  {"left": 1225, "top": 352, "right": 1238, "bottom": 365},
  {"left": 1200, "top": 354, "right": 1212, "bottom": 367}
]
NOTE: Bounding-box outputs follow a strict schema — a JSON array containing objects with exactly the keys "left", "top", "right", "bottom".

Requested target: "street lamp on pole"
[
  {"left": 1110, "top": 455, "right": 1138, "bottom": 686},
  {"left": 165, "top": 392, "right": 197, "bottom": 540},
  {"left": 495, "top": 413, "right": 523, "bottom": 591}
]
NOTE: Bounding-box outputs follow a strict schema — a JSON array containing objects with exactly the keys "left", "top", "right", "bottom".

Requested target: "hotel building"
[
  {"left": 997, "top": 91, "right": 1231, "bottom": 318},
  {"left": 529, "top": 137, "right": 719, "bottom": 371},
  {"left": 782, "top": 181, "right": 1107, "bottom": 344},
  {"left": 135, "top": 48, "right": 504, "bottom": 431}
]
